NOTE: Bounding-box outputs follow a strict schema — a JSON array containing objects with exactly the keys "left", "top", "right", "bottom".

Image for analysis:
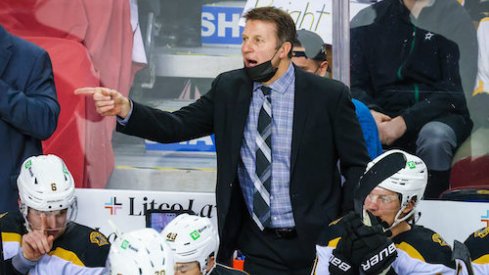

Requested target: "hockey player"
[
  {"left": 106, "top": 227, "right": 174, "bottom": 275},
  {"left": 463, "top": 226, "right": 489, "bottom": 275},
  {"left": 162, "top": 214, "right": 247, "bottom": 275},
  {"left": 0, "top": 154, "right": 110, "bottom": 274},
  {"left": 313, "top": 150, "right": 456, "bottom": 274}
]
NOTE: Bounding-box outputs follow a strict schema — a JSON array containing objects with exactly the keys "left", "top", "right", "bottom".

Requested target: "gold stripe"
[
  {"left": 396, "top": 242, "right": 426, "bottom": 262},
  {"left": 327, "top": 237, "right": 340, "bottom": 248},
  {"left": 1, "top": 232, "right": 21, "bottom": 243},
  {"left": 481, "top": 17, "right": 489, "bottom": 23},
  {"left": 49, "top": 247, "right": 85, "bottom": 267},
  {"left": 473, "top": 254, "right": 489, "bottom": 264},
  {"left": 473, "top": 80, "right": 486, "bottom": 96}
]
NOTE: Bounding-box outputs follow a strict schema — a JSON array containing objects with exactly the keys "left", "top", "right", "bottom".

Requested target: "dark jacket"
[
  {"left": 117, "top": 65, "right": 369, "bottom": 262},
  {"left": 350, "top": 0, "right": 473, "bottom": 137},
  {"left": 0, "top": 26, "right": 59, "bottom": 212}
]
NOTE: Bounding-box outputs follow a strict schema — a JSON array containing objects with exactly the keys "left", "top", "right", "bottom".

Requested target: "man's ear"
[
  {"left": 280, "top": 41, "right": 293, "bottom": 59},
  {"left": 318, "top": 61, "right": 329, "bottom": 78},
  {"left": 206, "top": 256, "right": 216, "bottom": 272},
  {"left": 402, "top": 199, "right": 415, "bottom": 214}
]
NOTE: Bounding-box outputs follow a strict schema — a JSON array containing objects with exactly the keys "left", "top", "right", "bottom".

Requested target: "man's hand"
[
  {"left": 370, "top": 110, "right": 391, "bottom": 126},
  {"left": 370, "top": 110, "right": 391, "bottom": 143},
  {"left": 377, "top": 116, "right": 407, "bottom": 145},
  {"left": 74, "top": 87, "right": 131, "bottom": 118},
  {"left": 21, "top": 214, "right": 54, "bottom": 261}
]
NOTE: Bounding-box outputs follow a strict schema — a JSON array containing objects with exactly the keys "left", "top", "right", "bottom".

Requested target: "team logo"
[
  {"left": 90, "top": 231, "right": 109, "bottom": 246},
  {"left": 104, "top": 196, "right": 123, "bottom": 215},
  {"left": 424, "top": 32, "right": 434, "bottom": 41},
  {"left": 474, "top": 226, "right": 489, "bottom": 239},
  {"left": 432, "top": 233, "right": 449, "bottom": 246}
]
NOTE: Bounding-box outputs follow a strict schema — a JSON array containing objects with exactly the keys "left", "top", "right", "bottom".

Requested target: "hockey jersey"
[
  {"left": 1, "top": 210, "right": 110, "bottom": 275},
  {"left": 464, "top": 226, "right": 489, "bottom": 275},
  {"left": 312, "top": 218, "right": 456, "bottom": 275}
]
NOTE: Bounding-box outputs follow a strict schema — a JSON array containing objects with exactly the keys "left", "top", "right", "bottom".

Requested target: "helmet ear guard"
[{"left": 161, "top": 214, "right": 219, "bottom": 274}]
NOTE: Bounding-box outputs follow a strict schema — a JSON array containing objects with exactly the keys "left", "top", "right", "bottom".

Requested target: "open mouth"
[{"left": 245, "top": 58, "right": 258, "bottom": 67}]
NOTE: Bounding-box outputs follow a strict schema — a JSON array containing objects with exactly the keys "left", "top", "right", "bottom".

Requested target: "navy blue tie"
[{"left": 253, "top": 86, "right": 272, "bottom": 230}]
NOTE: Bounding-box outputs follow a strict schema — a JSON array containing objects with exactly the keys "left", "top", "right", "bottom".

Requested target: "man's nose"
[
  {"left": 242, "top": 41, "right": 252, "bottom": 53},
  {"left": 46, "top": 215, "right": 57, "bottom": 228}
]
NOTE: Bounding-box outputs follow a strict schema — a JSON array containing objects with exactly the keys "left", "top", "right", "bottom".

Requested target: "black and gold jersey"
[
  {"left": 1, "top": 210, "right": 109, "bottom": 274},
  {"left": 313, "top": 220, "right": 456, "bottom": 274},
  {"left": 464, "top": 226, "right": 489, "bottom": 275}
]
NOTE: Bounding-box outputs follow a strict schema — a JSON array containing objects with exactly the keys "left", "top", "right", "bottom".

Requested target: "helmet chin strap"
[{"left": 386, "top": 204, "right": 416, "bottom": 232}]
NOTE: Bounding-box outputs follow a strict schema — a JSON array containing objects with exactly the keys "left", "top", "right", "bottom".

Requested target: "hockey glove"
[{"left": 330, "top": 212, "right": 397, "bottom": 275}]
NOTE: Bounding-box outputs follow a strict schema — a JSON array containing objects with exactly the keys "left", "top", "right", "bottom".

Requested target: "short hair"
[{"left": 244, "top": 6, "right": 297, "bottom": 58}]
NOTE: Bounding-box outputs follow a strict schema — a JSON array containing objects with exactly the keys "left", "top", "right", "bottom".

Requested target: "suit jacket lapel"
[
  {"left": 290, "top": 68, "right": 310, "bottom": 175},
  {"left": 230, "top": 71, "right": 253, "bottom": 161},
  {"left": 0, "top": 27, "right": 12, "bottom": 77}
]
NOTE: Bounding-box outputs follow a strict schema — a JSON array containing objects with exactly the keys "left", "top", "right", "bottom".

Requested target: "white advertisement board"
[
  {"left": 74, "top": 189, "right": 217, "bottom": 237},
  {"left": 241, "top": 0, "right": 370, "bottom": 44},
  {"left": 75, "top": 189, "right": 489, "bottom": 245}
]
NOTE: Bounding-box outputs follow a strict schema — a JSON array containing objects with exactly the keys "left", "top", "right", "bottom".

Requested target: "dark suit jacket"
[
  {"left": 0, "top": 26, "right": 59, "bottom": 212},
  {"left": 117, "top": 65, "right": 369, "bottom": 261}
]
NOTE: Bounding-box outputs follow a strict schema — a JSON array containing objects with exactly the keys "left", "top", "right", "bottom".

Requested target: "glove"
[
  {"left": 328, "top": 213, "right": 359, "bottom": 275},
  {"left": 330, "top": 212, "right": 398, "bottom": 275}
]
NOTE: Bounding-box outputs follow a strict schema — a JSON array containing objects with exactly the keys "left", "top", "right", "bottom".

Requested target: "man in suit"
[
  {"left": 0, "top": 25, "right": 60, "bottom": 212},
  {"left": 292, "top": 29, "right": 382, "bottom": 160},
  {"left": 76, "top": 7, "right": 369, "bottom": 274}
]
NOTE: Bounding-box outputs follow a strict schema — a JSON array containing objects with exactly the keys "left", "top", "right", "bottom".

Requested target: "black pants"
[{"left": 237, "top": 214, "right": 315, "bottom": 275}]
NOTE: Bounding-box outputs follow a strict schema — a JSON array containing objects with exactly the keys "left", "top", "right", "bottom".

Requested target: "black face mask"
[{"left": 245, "top": 47, "right": 281, "bottom": 83}]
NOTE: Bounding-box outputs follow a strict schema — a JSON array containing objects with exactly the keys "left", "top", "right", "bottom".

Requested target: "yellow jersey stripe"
[
  {"left": 1, "top": 232, "right": 21, "bottom": 243},
  {"left": 473, "top": 254, "right": 489, "bottom": 265},
  {"left": 328, "top": 237, "right": 340, "bottom": 249},
  {"left": 49, "top": 247, "right": 85, "bottom": 267},
  {"left": 397, "top": 242, "right": 426, "bottom": 262}
]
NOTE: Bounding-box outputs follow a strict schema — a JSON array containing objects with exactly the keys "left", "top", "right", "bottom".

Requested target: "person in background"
[
  {"left": 350, "top": 0, "right": 476, "bottom": 198},
  {"left": 0, "top": 25, "right": 60, "bottom": 212},
  {"left": 292, "top": 29, "right": 382, "bottom": 159},
  {"left": 313, "top": 150, "right": 456, "bottom": 274},
  {"left": 162, "top": 213, "right": 247, "bottom": 275},
  {"left": 0, "top": 154, "right": 109, "bottom": 275},
  {"left": 106, "top": 227, "right": 174, "bottom": 275},
  {"left": 76, "top": 6, "right": 369, "bottom": 274}
]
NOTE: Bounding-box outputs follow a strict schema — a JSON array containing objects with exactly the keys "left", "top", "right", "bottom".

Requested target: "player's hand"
[
  {"left": 330, "top": 212, "right": 397, "bottom": 275},
  {"left": 21, "top": 214, "right": 54, "bottom": 261},
  {"left": 74, "top": 87, "right": 131, "bottom": 118}
]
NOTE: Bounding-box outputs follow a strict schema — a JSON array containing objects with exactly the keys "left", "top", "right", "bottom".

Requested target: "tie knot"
[{"left": 260, "top": 86, "right": 271, "bottom": 96}]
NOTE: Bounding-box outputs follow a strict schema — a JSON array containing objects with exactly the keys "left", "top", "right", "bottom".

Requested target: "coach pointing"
[{"left": 76, "top": 7, "right": 369, "bottom": 274}]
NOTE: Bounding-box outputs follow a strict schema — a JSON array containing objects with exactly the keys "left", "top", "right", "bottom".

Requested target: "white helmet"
[
  {"left": 366, "top": 149, "right": 427, "bottom": 227},
  {"left": 107, "top": 228, "right": 174, "bottom": 275},
  {"left": 162, "top": 214, "right": 219, "bottom": 274},
  {"left": 17, "top": 155, "right": 77, "bottom": 220}
]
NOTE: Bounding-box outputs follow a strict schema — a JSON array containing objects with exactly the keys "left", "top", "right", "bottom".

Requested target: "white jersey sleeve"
[{"left": 312, "top": 245, "right": 334, "bottom": 275}]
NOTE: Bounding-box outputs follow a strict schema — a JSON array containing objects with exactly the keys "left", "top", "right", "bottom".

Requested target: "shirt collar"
[{"left": 253, "top": 63, "right": 295, "bottom": 95}]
